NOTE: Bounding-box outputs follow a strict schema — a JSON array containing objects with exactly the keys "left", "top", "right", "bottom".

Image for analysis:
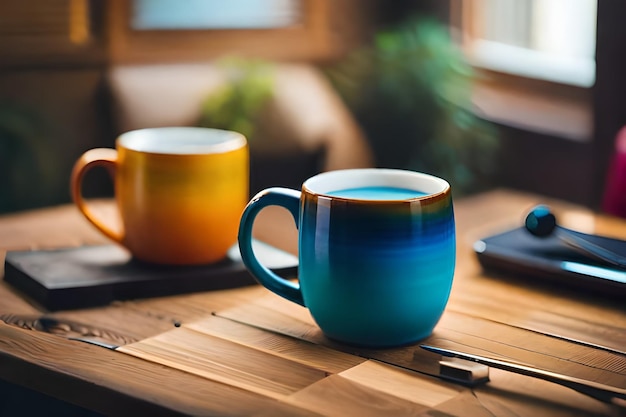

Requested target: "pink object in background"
[{"left": 602, "top": 126, "right": 626, "bottom": 218}]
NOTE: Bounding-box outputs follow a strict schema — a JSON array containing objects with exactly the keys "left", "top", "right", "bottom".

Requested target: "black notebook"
[
  {"left": 4, "top": 241, "right": 298, "bottom": 311},
  {"left": 474, "top": 227, "right": 626, "bottom": 298}
]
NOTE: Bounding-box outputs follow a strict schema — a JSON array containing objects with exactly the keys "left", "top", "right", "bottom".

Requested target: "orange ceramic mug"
[{"left": 71, "top": 127, "right": 249, "bottom": 265}]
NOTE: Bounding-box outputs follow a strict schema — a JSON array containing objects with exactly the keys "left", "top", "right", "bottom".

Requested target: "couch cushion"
[{"left": 108, "top": 61, "right": 373, "bottom": 171}]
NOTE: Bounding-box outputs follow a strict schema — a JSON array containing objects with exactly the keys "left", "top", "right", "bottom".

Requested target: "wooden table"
[{"left": 0, "top": 189, "right": 625, "bottom": 416}]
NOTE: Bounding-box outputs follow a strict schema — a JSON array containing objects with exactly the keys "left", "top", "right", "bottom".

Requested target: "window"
[
  {"left": 452, "top": 0, "right": 597, "bottom": 141},
  {"left": 463, "top": 0, "right": 596, "bottom": 88},
  {"left": 107, "top": 0, "right": 371, "bottom": 64},
  {"left": 131, "top": 0, "right": 302, "bottom": 30}
]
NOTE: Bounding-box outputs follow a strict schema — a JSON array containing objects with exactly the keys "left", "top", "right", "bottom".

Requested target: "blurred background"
[{"left": 1, "top": 0, "right": 625, "bottom": 214}]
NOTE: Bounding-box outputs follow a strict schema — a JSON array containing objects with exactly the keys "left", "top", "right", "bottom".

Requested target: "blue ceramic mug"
[{"left": 238, "top": 168, "right": 455, "bottom": 347}]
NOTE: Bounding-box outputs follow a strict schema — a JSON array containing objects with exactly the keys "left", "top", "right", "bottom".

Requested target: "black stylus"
[{"left": 525, "top": 205, "right": 626, "bottom": 268}]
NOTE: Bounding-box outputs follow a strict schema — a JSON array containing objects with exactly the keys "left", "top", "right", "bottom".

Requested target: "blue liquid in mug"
[{"left": 326, "top": 186, "right": 427, "bottom": 200}]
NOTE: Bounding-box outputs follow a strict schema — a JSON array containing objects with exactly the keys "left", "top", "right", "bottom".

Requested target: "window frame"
[
  {"left": 0, "top": 0, "right": 105, "bottom": 69},
  {"left": 106, "top": 0, "right": 373, "bottom": 64},
  {"left": 449, "top": 0, "right": 594, "bottom": 143},
  {"left": 441, "top": 0, "right": 626, "bottom": 208}
]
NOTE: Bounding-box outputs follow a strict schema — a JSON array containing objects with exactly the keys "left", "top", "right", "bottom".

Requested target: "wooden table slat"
[{"left": 1, "top": 189, "right": 625, "bottom": 416}]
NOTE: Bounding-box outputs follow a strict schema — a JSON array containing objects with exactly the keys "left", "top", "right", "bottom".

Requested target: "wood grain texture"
[
  {"left": 217, "top": 292, "right": 626, "bottom": 386},
  {"left": 447, "top": 288, "right": 626, "bottom": 355},
  {"left": 337, "top": 360, "right": 461, "bottom": 407},
  {"left": 0, "top": 322, "right": 320, "bottom": 417},
  {"left": 119, "top": 317, "right": 465, "bottom": 416},
  {"left": 285, "top": 374, "right": 431, "bottom": 417},
  {"left": 120, "top": 326, "right": 329, "bottom": 399},
  {"left": 1, "top": 189, "right": 625, "bottom": 416},
  {"left": 433, "top": 311, "right": 626, "bottom": 387},
  {"left": 187, "top": 315, "right": 365, "bottom": 374}
]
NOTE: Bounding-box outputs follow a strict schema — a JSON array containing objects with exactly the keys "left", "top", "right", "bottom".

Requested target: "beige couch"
[{"left": 107, "top": 61, "right": 373, "bottom": 193}]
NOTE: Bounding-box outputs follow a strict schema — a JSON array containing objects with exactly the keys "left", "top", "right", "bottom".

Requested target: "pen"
[{"left": 420, "top": 344, "right": 626, "bottom": 404}]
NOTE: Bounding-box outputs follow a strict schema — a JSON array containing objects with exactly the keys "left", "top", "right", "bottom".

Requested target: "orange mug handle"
[{"left": 70, "top": 148, "right": 123, "bottom": 244}]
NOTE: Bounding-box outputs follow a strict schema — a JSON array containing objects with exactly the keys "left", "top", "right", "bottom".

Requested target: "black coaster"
[{"left": 4, "top": 241, "right": 298, "bottom": 311}]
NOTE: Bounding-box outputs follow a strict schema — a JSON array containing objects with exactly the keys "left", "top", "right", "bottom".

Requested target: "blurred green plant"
[
  {"left": 198, "top": 57, "right": 275, "bottom": 141},
  {"left": 0, "top": 100, "right": 58, "bottom": 213},
  {"left": 326, "top": 18, "right": 498, "bottom": 195}
]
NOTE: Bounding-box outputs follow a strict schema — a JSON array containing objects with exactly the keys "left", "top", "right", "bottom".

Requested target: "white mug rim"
[
  {"left": 302, "top": 168, "right": 450, "bottom": 202},
  {"left": 118, "top": 127, "right": 247, "bottom": 155}
]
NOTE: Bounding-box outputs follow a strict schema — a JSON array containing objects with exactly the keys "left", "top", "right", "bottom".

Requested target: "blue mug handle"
[{"left": 238, "top": 187, "right": 305, "bottom": 306}]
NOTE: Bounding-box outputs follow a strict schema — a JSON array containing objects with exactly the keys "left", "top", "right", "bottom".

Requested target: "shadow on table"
[{"left": 0, "top": 379, "right": 103, "bottom": 417}]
